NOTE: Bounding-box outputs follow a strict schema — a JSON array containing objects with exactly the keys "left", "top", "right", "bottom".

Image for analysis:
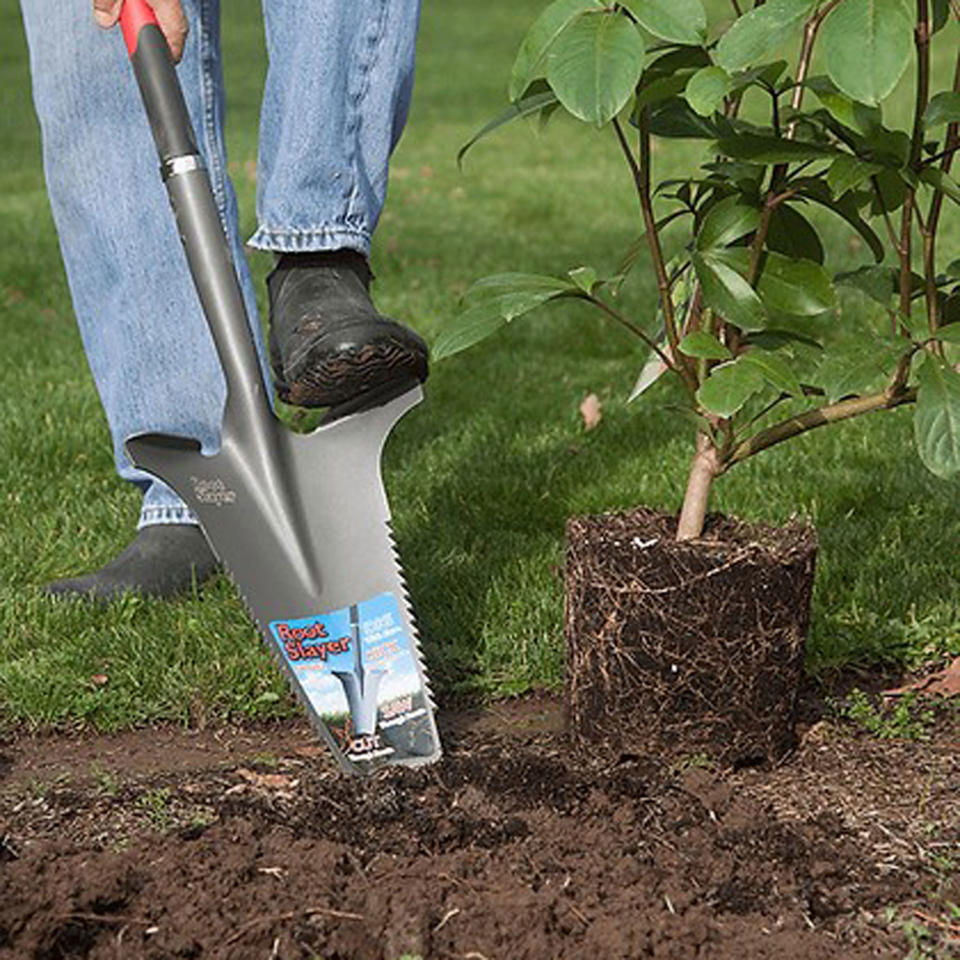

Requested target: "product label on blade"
[{"left": 268, "top": 593, "right": 436, "bottom": 770}]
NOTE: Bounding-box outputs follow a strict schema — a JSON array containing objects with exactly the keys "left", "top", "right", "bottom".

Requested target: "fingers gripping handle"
[
  {"left": 119, "top": 0, "right": 198, "bottom": 163},
  {"left": 119, "top": 0, "right": 159, "bottom": 55}
]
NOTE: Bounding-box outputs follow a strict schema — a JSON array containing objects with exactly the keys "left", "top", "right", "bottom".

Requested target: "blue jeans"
[{"left": 18, "top": 0, "right": 420, "bottom": 528}]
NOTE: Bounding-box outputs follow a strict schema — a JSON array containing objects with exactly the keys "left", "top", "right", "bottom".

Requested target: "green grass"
[{"left": 0, "top": 0, "right": 957, "bottom": 731}]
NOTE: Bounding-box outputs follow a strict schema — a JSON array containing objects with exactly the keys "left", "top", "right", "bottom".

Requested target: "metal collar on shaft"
[{"left": 161, "top": 154, "right": 205, "bottom": 182}]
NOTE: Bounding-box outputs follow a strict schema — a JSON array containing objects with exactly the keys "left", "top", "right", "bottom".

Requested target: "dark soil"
[
  {"left": 565, "top": 509, "right": 817, "bottom": 766},
  {"left": 0, "top": 692, "right": 957, "bottom": 960}
]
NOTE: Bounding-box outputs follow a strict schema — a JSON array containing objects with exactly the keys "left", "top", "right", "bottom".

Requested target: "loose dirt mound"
[{"left": 0, "top": 698, "right": 956, "bottom": 959}]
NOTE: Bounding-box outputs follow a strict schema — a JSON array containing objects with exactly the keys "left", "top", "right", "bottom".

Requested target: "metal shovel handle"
[
  {"left": 118, "top": 0, "right": 270, "bottom": 422},
  {"left": 119, "top": 1, "right": 199, "bottom": 174}
]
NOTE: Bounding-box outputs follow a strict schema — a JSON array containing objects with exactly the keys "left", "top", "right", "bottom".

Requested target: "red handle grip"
[{"left": 119, "top": 0, "right": 160, "bottom": 57}]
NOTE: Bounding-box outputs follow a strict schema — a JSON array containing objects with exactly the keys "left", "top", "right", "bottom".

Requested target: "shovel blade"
[{"left": 126, "top": 386, "right": 440, "bottom": 774}]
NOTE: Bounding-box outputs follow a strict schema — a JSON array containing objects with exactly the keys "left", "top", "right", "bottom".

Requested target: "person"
[{"left": 18, "top": 0, "right": 427, "bottom": 600}]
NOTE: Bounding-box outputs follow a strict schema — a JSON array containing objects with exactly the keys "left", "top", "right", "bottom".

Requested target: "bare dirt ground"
[{"left": 0, "top": 688, "right": 957, "bottom": 959}]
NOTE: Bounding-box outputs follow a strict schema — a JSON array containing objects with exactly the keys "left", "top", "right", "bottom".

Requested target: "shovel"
[{"left": 116, "top": 0, "right": 441, "bottom": 774}]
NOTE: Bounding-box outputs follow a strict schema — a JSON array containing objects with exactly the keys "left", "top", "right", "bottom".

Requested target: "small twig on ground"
[
  {"left": 344, "top": 848, "right": 370, "bottom": 886},
  {"left": 569, "top": 904, "right": 590, "bottom": 925},
  {"left": 433, "top": 906, "right": 461, "bottom": 933},
  {"left": 913, "top": 909, "right": 960, "bottom": 935},
  {"left": 305, "top": 906, "right": 365, "bottom": 921},
  {"left": 437, "top": 871, "right": 470, "bottom": 890},
  {"left": 225, "top": 906, "right": 364, "bottom": 945},
  {"left": 114, "top": 925, "right": 128, "bottom": 960}
]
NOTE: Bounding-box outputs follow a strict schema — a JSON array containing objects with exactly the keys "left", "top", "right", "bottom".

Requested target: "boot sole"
[{"left": 278, "top": 339, "right": 427, "bottom": 410}]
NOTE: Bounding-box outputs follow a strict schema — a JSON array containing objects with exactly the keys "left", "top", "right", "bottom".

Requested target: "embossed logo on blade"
[{"left": 190, "top": 476, "right": 237, "bottom": 506}]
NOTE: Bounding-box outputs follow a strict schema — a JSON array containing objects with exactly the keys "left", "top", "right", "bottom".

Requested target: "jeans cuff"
[
  {"left": 138, "top": 505, "right": 201, "bottom": 529},
  {"left": 247, "top": 225, "right": 371, "bottom": 256}
]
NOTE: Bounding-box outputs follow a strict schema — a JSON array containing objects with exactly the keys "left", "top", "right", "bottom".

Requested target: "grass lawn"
[{"left": 0, "top": 0, "right": 957, "bottom": 731}]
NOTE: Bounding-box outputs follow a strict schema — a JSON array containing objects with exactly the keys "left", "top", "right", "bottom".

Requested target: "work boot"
[
  {"left": 44, "top": 524, "right": 219, "bottom": 602},
  {"left": 268, "top": 249, "right": 428, "bottom": 414}
]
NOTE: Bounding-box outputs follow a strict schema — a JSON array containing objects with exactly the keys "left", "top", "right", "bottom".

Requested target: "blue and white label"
[{"left": 269, "top": 592, "right": 433, "bottom": 766}]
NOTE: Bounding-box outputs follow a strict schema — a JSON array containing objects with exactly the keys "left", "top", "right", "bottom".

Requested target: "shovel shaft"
[{"left": 119, "top": 0, "right": 269, "bottom": 421}]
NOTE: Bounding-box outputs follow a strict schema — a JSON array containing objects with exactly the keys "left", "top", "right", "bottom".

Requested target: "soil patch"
[{"left": 0, "top": 693, "right": 956, "bottom": 959}]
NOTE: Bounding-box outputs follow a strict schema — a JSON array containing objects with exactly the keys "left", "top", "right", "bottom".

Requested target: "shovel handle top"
[{"left": 119, "top": 0, "right": 160, "bottom": 57}]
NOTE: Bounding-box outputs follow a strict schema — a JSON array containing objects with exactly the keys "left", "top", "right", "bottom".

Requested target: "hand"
[{"left": 93, "top": 0, "right": 189, "bottom": 63}]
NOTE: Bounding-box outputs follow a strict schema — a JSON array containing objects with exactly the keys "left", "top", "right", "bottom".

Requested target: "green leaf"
[
  {"left": 693, "top": 251, "right": 767, "bottom": 331},
  {"left": 943, "top": 293, "right": 960, "bottom": 327},
  {"left": 696, "top": 196, "right": 761, "bottom": 251},
  {"left": 646, "top": 97, "right": 724, "bottom": 138},
  {"left": 766, "top": 204, "right": 825, "bottom": 264},
  {"left": 462, "top": 272, "right": 578, "bottom": 309},
  {"left": 679, "top": 331, "right": 732, "bottom": 360},
  {"left": 834, "top": 265, "right": 896, "bottom": 306},
  {"left": 923, "top": 91, "right": 960, "bottom": 129},
  {"left": 632, "top": 0, "right": 707, "bottom": 45},
  {"left": 919, "top": 167, "right": 960, "bottom": 205},
  {"left": 806, "top": 76, "right": 883, "bottom": 135},
  {"left": 915, "top": 355, "right": 960, "bottom": 480},
  {"left": 635, "top": 71, "right": 698, "bottom": 111},
  {"left": 794, "top": 177, "right": 885, "bottom": 262},
  {"left": 932, "top": 0, "right": 949, "bottom": 31},
  {"left": 861, "top": 125, "right": 911, "bottom": 166},
  {"left": 869, "top": 167, "right": 909, "bottom": 215},
  {"left": 434, "top": 274, "right": 577, "bottom": 360},
  {"left": 715, "top": 133, "right": 840, "bottom": 164},
  {"left": 715, "top": 0, "right": 818, "bottom": 73},
  {"left": 696, "top": 358, "right": 765, "bottom": 417},
  {"left": 947, "top": 260, "right": 960, "bottom": 281},
  {"left": 754, "top": 252, "right": 837, "bottom": 316},
  {"left": 568, "top": 265, "right": 599, "bottom": 293},
  {"left": 629, "top": 340, "right": 670, "bottom": 400},
  {"left": 740, "top": 348, "right": 804, "bottom": 397},
  {"left": 814, "top": 340, "right": 905, "bottom": 402},
  {"left": 744, "top": 328, "right": 824, "bottom": 352},
  {"left": 509, "top": 0, "right": 606, "bottom": 102},
  {"left": 709, "top": 246, "right": 750, "bottom": 271},
  {"left": 547, "top": 10, "right": 646, "bottom": 125},
  {"left": 642, "top": 46, "right": 712, "bottom": 80},
  {"left": 538, "top": 97, "right": 563, "bottom": 130},
  {"left": 685, "top": 66, "right": 731, "bottom": 117},
  {"left": 827, "top": 155, "right": 884, "bottom": 198},
  {"left": 821, "top": 0, "right": 913, "bottom": 107},
  {"left": 458, "top": 86, "right": 559, "bottom": 166},
  {"left": 711, "top": 248, "right": 836, "bottom": 317},
  {"left": 933, "top": 323, "right": 960, "bottom": 345},
  {"left": 701, "top": 159, "right": 767, "bottom": 194},
  {"left": 730, "top": 61, "right": 789, "bottom": 95},
  {"left": 636, "top": 49, "right": 713, "bottom": 109}
]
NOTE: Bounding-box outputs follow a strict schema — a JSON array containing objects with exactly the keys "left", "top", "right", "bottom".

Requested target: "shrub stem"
[
  {"left": 723, "top": 389, "right": 918, "bottom": 468},
  {"left": 613, "top": 114, "right": 697, "bottom": 392},
  {"left": 923, "top": 47, "right": 960, "bottom": 346},
  {"left": 899, "top": 1, "right": 932, "bottom": 328},
  {"left": 677, "top": 432, "right": 721, "bottom": 541}
]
